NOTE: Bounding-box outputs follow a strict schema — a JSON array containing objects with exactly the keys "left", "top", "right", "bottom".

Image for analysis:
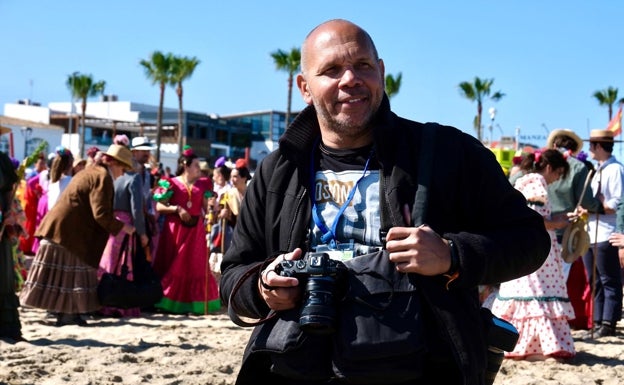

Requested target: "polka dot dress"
[{"left": 491, "top": 173, "right": 576, "bottom": 359}]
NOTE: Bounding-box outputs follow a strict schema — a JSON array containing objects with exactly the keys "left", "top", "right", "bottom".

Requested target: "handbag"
[
  {"left": 561, "top": 169, "right": 594, "bottom": 263},
  {"left": 180, "top": 215, "right": 200, "bottom": 227},
  {"left": 561, "top": 216, "right": 590, "bottom": 263},
  {"left": 97, "top": 233, "right": 164, "bottom": 309}
]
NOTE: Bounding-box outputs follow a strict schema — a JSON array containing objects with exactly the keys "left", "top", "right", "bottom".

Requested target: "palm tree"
[
  {"left": 458, "top": 77, "right": 505, "bottom": 142},
  {"left": 66, "top": 72, "right": 106, "bottom": 158},
  {"left": 170, "top": 55, "right": 201, "bottom": 152},
  {"left": 140, "top": 51, "right": 174, "bottom": 162},
  {"left": 385, "top": 72, "right": 402, "bottom": 99},
  {"left": 270, "top": 47, "right": 301, "bottom": 128},
  {"left": 592, "top": 86, "right": 624, "bottom": 121}
]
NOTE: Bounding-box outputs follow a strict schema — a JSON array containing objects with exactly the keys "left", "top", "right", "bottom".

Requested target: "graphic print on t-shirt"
[{"left": 310, "top": 169, "right": 381, "bottom": 256}]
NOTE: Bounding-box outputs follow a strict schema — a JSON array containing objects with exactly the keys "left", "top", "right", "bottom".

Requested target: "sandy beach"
[{"left": 1, "top": 306, "right": 624, "bottom": 385}]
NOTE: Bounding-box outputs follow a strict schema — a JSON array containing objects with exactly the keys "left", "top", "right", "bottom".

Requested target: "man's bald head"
[{"left": 300, "top": 19, "right": 379, "bottom": 74}]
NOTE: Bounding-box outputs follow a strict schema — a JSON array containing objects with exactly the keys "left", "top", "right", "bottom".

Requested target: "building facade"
[{"left": 2, "top": 97, "right": 296, "bottom": 172}]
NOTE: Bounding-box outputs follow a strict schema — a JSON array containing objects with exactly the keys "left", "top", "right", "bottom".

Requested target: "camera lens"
[
  {"left": 299, "top": 276, "right": 337, "bottom": 334},
  {"left": 484, "top": 346, "right": 504, "bottom": 385}
]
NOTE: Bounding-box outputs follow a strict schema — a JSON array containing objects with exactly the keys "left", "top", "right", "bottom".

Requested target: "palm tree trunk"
[
  {"left": 156, "top": 82, "right": 165, "bottom": 163},
  {"left": 286, "top": 75, "right": 293, "bottom": 128},
  {"left": 80, "top": 99, "right": 87, "bottom": 158},
  {"left": 477, "top": 102, "right": 483, "bottom": 142},
  {"left": 609, "top": 105, "right": 613, "bottom": 121},
  {"left": 177, "top": 84, "right": 184, "bottom": 152}
]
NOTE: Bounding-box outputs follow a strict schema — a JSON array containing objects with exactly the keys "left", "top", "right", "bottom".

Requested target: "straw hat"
[
  {"left": 584, "top": 129, "right": 622, "bottom": 143},
  {"left": 199, "top": 160, "right": 210, "bottom": 172},
  {"left": 561, "top": 218, "right": 590, "bottom": 263},
  {"left": 0, "top": 125, "right": 11, "bottom": 135},
  {"left": 73, "top": 156, "right": 87, "bottom": 168},
  {"left": 546, "top": 129, "right": 583, "bottom": 156},
  {"left": 105, "top": 144, "right": 134, "bottom": 169}
]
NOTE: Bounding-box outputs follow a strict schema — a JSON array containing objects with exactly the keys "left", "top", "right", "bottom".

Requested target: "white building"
[
  {"left": 0, "top": 100, "right": 64, "bottom": 160},
  {"left": 2, "top": 97, "right": 295, "bottom": 172}
]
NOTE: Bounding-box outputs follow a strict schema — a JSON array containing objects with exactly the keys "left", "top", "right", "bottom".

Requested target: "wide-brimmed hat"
[
  {"left": 584, "top": 129, "right": 622, "bottom": 143},
  {"left": 0, "top": 126, "right": 11, "bottom": 135},
  {"left": 199, "top": 160, "right": 210, "bottom": 172},
  {"left": 131, "top": 136, "right": 156, "bottom": 151},
  {"left": 105, "top": 144, "right": 134, "bottom": 169},
  {"left": 72, "top": 156, "right": 87, "bottom": 168},
  {"left": 561, "top": 218, "right": 590, "bottom": 263},
  {"left": 546, "top": 129, "right": 584, "bottom": 156}
]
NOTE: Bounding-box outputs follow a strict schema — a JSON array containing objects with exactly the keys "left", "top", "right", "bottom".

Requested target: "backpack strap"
[
  {"left": 380, "top": 122, "right": 437, "bottom": 240},
  {"left": 411, "top": 123, "right": 437, "bottom": 227}
]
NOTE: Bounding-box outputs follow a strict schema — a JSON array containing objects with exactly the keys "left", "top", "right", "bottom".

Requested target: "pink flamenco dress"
[
  {"left": 151, "top": 177, "right": 220, "bottom": 315},
  {"left": 491, "top": 173, "right": 576, "bottom": 360}
]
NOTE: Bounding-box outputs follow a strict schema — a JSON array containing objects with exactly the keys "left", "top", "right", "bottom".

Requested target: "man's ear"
[{"left": 296, "top": 74, "right": 313, "bottom": 105}]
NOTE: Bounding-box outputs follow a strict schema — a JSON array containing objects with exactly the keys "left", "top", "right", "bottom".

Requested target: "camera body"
[
  {"left": 275, "top": 252, "right": 347, "bottom": 334},
  {"left": 484, "top": 313, "right": 519, "bottom": 385}
]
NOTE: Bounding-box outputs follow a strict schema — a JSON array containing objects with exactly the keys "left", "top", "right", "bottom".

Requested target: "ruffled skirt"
[{"left": 19, "top": 239, "right": 100, "bottom": 314}]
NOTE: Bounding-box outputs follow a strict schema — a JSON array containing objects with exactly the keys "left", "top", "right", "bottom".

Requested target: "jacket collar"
[{"left": 279, "top": 94, "right": 393, "bottom": 165}]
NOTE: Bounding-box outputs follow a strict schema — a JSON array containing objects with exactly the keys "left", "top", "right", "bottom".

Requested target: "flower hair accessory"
[
  {"left": 534, "top": 150, "right": 542, "bottom": 165},
  {"left": 113, "top": 134, "right": 130, "bottom": 147},
  {"left": 153, "top": 178, "right": 173, "bottom": 202},
  {"left": 576, "top": 151, "right": 588, "bottom": 163},
  {"left": 182, "top": 145, "right": 194, "bottom": 157},
  {"left": 86, "top": 146, "right": 100, "bottom": 159},
  {"left": 55, "top": 146, "right": 71, "bottom": 157}
]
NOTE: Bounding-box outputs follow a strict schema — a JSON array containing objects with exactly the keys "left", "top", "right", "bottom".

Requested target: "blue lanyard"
[{"left": 309, "top": 141, "right": 374, "bottom": 248}]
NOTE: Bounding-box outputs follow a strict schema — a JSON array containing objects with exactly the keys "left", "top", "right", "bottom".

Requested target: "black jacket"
[{"left": 220, "top": 97, "right": 550, "bottom": 384}]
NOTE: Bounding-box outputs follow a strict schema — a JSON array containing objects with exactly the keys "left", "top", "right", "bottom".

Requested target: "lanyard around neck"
[{"left": 309, "top": 140, "right": 374, "bottom": 247}]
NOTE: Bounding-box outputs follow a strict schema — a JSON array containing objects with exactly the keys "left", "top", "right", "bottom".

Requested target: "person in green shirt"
[{"left": 546, "top": 128, "right": 602, "bottom": 331}]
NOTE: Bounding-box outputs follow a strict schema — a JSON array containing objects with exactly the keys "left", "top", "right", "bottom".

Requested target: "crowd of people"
[
  {"left": 0, "top": 135, "right": 250, "bottom": 339},
  {"left": 1, "top": 17, "right": 623, "bottom": 385}
]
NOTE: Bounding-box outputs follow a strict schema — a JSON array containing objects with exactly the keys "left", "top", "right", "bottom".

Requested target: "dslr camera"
[
  {"left": 483, "top": 312, "right": 520, "bottom": 385},
  {"left": 275, "top": 252, "right": 347, "bottom": 334}
]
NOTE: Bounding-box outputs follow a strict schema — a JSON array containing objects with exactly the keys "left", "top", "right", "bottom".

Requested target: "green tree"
[
  {"left": 592, "top": 86, "right": 624, "bottom": 121},
  {"left": 170, "top": 55, "right": 201, "bottom": 152},
  {"left": 385, "top": 72, "right": 402, "bottom": 99},
  {"left": 66, "top": 72, "right": 106, "bottom": 158},
  {"left": 140, "top": 51, "right": 174, "bottom": 162},
  {"left": 458, "top": 77, "right": 505, "bottom": 142},
  {"left": 270, "top": 47, "right": 301, "bottom": 128}
]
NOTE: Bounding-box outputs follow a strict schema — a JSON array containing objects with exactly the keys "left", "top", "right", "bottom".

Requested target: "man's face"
[
  {"left": 589, "top": 142, "right": 605, "bottom": 161},
  {"left": 297, "top": 21, "right": 385, "bottom": 139},
  {"left": 133, "top": 149, "right": 150, "bottom": 164}
]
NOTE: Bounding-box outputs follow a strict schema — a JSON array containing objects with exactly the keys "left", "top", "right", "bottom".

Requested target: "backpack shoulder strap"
[
  {"left": 411, "top": 122, "right": 437, "bottom": 226},
  {"left": 379, "top": 122, "right": 437, "bottom": 242}
]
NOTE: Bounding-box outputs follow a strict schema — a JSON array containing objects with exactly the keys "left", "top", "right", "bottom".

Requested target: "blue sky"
[{"left": 1, "top": 1, "right": 622, "bottom": 153}]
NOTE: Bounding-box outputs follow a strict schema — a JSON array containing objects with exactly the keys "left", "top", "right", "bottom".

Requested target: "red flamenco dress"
[
  {"left": 19, "top": 174, "right": 42, "bottom": 255},
  {"left": 151, "top": 177, "right": 220, "bottom": 314}
]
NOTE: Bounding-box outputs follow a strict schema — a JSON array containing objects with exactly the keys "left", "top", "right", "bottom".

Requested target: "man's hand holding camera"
[
  {"left": 259, "top": 223, "right": 455, "bottom": 312},
  {"left": 259, "top": 248, "right": 303, "bottom": 311}
]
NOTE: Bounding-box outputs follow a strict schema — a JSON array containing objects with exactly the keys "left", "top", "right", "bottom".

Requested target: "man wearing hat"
[
  {"left": 130, "top": 136, "right": 155, "bottom": 196},
  {"left": 130, "top": 136, "right": 158, "bottom": 256},
  {"left": 581, "top": 129, "right": 624, "bottom": 337},
  {"left": 546, "top": 128, "right": 603, "bottom": 330}
]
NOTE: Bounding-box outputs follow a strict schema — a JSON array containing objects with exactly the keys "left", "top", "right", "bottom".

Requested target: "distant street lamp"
[
  {"left": 488, "top": 107, "right": 497, "bottom": 145},
  {"left": 21, "top": 127, "right": 32, "bottom": 159}
]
